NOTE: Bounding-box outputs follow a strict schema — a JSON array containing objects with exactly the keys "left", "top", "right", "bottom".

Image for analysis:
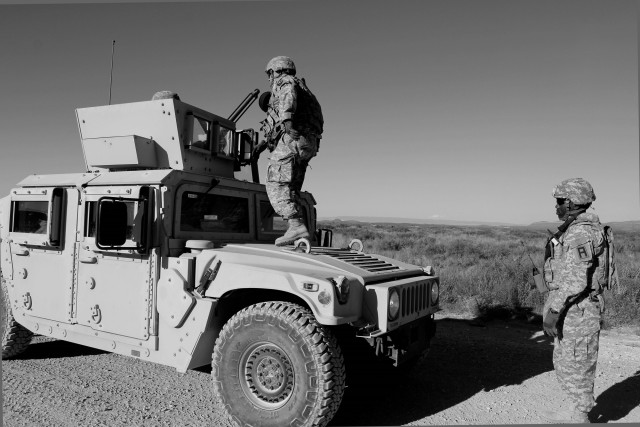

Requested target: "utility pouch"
[{"left": 533, "top": 269, "right": 547, "bottom": 293}]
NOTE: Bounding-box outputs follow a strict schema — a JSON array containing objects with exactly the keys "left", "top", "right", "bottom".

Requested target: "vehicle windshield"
[{"left": 180, "top": 191, "right": 249, "bottom": 233}]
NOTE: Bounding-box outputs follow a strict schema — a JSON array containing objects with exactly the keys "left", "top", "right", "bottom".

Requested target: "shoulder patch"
[{"left": 573, "top": 240, "right": 593, "bottom": 262}]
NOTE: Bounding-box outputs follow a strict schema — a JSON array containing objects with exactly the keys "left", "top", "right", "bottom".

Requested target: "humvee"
[{"left": 0, "top": 90, "right": 439, "bottom": 427}]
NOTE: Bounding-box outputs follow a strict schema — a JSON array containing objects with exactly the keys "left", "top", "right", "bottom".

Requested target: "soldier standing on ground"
[
  {"left": 259, "top": 56, "right": 324, "bottom": 246},
  {"left": 541, "top": 178, "right": 616, "bottom": 423}
]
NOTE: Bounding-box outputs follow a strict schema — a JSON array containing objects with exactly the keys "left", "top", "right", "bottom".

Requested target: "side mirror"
[
  {"left": 96, "top": 199, "right": 128, "bottom": 248},
  {"left": 234, "top": 129, "right": 256, "bottom": 171}
]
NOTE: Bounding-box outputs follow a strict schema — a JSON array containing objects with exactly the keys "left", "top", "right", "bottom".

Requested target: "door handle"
[
  {"left": 80, "top": 256, "right": 97, "bottom": 264},
  {"left": 14, "top": 249, "right": 29, "bottom": 256}
]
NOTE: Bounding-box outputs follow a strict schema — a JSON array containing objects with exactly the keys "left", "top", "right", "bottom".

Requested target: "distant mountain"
[
  {"left": 526, "top": 221, "right": 562, "bottom": 231},
  {"left": 319, "top": 216, "right": 516, "bottom": 227},
  {"left": 603, "top": 221, "right": 640, "bottom": 232}
]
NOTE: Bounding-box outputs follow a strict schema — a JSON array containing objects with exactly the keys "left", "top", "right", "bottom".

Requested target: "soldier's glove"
[
  {"left": 283, "top": 120, "right": 300, "bottom": 139},
  {"left": 543, "top": 309, "right": 560, "bottom": 338}
]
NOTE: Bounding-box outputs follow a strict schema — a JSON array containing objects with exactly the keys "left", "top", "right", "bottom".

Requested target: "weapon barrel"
[{"left": 228, "top": 89, "right": 260, "bottom": 123}]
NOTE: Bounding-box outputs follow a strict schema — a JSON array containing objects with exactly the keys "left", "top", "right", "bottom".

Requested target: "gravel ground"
[{"left": 3, "top": 313, "right": 639, "bottom": 426}]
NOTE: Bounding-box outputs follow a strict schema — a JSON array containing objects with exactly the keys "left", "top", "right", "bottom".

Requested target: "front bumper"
[{"left": 366, "top": 315, "right": 437, "bottom": 367}]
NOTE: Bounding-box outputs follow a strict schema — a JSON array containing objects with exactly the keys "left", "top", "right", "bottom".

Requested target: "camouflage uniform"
[
  {"left": 542, "top": 178, "right": 612, "bottom": 421},
  {"left": 262, "top": 72, "right": 323, "bottom": 221},
  {"left": 543, "top": 211, "right": 605, "bottom": 413}
]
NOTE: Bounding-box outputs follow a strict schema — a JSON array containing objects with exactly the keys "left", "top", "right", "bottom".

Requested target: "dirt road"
[{"left": 3, "top": 314, "right": 640, "bottom": 426}]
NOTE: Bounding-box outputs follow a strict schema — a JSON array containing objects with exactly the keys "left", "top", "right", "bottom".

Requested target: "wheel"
[
  {"left": 1, "top": 277, "right": 33, "bottom": 359},
  {"left": 212, "top": 301, "right": 346, "bottom": 427}
]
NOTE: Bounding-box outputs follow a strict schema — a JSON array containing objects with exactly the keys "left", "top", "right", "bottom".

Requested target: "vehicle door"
[
  {"left": 75, "top": 185, "right": 155, "bottom": 340},
  {"left": 6, "top": 187, "right": 78, "bottom": 323}
]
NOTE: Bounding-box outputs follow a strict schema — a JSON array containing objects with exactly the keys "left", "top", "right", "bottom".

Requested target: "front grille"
[
  {"left": 401, "top": 281, "right": 430, "bottom": 317},
  {"left": 322, "top": 250, "right": 402, "bottom": 273}
]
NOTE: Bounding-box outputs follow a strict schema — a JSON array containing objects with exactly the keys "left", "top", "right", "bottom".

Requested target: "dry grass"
[{"left": 320, "top": 220, "right": 640, "bottom": 329}]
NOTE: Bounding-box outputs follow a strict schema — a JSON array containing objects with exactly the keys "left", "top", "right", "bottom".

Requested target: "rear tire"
[
  {"left": 1, "top": 277, "right": 33, "bottom": 359},
  {"left": 212, "top": 301, "right": 345, "bottom": 427}
]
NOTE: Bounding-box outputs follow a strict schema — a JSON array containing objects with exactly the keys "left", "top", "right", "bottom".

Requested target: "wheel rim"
[{"left": 239, "top": 342, "right": 295, "bottom": 410}]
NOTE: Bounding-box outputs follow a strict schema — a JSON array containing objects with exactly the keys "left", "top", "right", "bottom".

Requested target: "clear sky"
[{"left": 0, "top": 0, "right": 638, "bottom": 225}]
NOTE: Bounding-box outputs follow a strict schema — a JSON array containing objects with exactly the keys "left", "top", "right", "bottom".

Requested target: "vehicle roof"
[{"left": 16, "top": 170, "right": 174, "bottom": 188}]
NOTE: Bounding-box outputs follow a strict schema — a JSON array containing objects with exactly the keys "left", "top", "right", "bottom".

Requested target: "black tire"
[
  {"left": 212, "top": 301, "right": 346, "bottom": 427},
  {"left": 1, "top": 277, "right": 33, "bottom": 359}
]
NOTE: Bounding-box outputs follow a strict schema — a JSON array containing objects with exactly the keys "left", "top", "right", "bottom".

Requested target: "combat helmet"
[
  {"left": 151, "top": 90, "right": 180, "bottom": 101},
  {"left": 552, "top": 178, "right": 596, "bottom": 205},
  {"left": 265, "top": 56, "right": 296, "bottom": 75}
]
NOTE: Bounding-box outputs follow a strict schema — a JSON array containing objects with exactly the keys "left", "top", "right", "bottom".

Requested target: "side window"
[
  {"left": 10, "top": 188, "right": 65, "bottom": 247},
  {"left": 185, "top": 114, "right": 212, "bottom": 152},
  {"left": 85, "top": 195, "right": 149, "bottom": 252},
  {"left": 11, "top": 201, "right": 48, "bottom": 234},
  {"left": 180, "top": 191, "right": 249, "bottom": 234},
  {"left": 216, "top": 126, "right": 234, "bottom": 157}
]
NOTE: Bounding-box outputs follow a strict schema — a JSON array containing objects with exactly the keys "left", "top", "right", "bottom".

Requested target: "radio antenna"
[{"left": 108, "top": 40, "right": 116, "bottom": 105}]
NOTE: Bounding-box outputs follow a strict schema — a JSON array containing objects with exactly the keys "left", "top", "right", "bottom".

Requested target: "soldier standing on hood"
[
  {"left": 259, "top": 56, "right": 324, "bottom": 246},
  {"left": 541, "top": 178, "right": 617, "bottom": 424}
]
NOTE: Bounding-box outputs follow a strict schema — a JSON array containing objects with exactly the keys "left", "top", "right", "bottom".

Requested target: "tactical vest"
[
  {"left": 260, "top": 76, "right": 323, "bottom": 140},
  {"left": 543, "top": 221, "right": 617, "bottom": 296}
]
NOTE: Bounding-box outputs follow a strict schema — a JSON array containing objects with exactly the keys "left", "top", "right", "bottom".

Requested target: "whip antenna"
[{"left": 108, "top": 40, "right": 116, "bottom": 105}]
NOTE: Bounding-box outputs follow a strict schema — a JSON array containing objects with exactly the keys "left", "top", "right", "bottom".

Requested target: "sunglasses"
[{"left": 556, "top": 198, "right": 567, "bottom": 205}]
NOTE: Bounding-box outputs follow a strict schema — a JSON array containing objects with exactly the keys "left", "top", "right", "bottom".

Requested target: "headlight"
[
  {"left": 318, "top": 290, "right": 332, "bottom": 305},
  {"left": 430, "top": 281, "right": 439, "bottom": 305},
  {"left": 388, "top": 288, "right": 400, "bottom": 321}
]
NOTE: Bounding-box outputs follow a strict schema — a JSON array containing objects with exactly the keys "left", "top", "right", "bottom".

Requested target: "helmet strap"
[{"left": 553, "top": 206, "right": 588, "bottom": 239}]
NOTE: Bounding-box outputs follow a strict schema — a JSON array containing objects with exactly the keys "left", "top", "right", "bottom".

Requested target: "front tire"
[
  {"left": 212, "top": 301, "right": 345, "bottom": 427},
  {"left": 1, "top": 278, "right": 33, "bottom": 359}
]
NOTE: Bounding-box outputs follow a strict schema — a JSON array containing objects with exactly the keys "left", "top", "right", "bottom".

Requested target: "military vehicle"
[{"left": 0, "top": 90, "right": 440, "bottom": 427}]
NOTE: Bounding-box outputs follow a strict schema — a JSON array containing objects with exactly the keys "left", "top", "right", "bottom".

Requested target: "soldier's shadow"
[
  {"left": 330, "top": 317, "right": 554, "bottom": 426},
  {"left": 590, "top": 369, "right": 640, "bottom": 423}
]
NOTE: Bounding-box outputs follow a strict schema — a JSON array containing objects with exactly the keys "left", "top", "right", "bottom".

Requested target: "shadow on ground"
[
  {"left": 330, "top": 317, "right": 554, "bottom": 426},
  {"left": 15, "top": 336, "right": 108, "bottom": 360},
  {"left": 590, "top": 370, "right": 640, "bottom": 423}
]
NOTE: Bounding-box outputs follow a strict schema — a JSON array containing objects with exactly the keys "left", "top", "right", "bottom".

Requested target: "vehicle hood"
[{"left": 215, "top": 244, "right": 425, "bottom": 284}]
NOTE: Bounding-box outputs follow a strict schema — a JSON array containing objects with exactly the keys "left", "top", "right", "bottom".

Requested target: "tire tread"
[
  {"left": 1, "top": 279, "right": 33, "bottom": 359},
  {"left": 212, "top": 301, "right": 345, "bottom": 427}
]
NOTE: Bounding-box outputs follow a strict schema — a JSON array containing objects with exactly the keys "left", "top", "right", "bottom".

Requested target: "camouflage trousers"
[
  {"left": 266, "top": 133, "right": 318, "bottom": 220},
  {"left": 553, "top": 330, "right": 600, "bottom": 412}
]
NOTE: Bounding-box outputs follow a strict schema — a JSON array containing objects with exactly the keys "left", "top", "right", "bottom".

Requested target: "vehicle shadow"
[
  {"left": 590, "top": 369, "right": 640, "bottom": 423},
  {"left": 14, "top": 337, "right": 108, "bottom": 360},
  {"left": 330, "top": 317, "right": 554, "bottom": 426}
]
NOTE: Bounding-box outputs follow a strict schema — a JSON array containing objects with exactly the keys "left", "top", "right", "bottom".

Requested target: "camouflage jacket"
[
  {"left": 543, "top": 212, "right": 606, "bottom": 337},
  {"left": 260, "top": 75, "right": 323, "bottom": 140}
]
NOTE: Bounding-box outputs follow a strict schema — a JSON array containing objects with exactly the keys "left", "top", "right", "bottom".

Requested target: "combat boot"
[
  {"left": 275, "top": 218, "right": 310, "bottom": 246},
  {"left": 541, "top": 407, "right": 590, "bottom": 424}
]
